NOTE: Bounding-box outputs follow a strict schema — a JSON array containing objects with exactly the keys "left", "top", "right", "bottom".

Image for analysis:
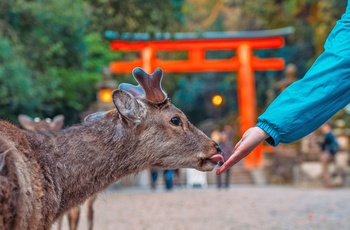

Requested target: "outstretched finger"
[
  {"left": 216, "top": 127, "right": 268, "bottom": 175},
  {"left": 216, "top": 153, "right": 239, "bottom": 175},
  {"left": 216, "top": 142, "right": 247, "bottom": 175}
]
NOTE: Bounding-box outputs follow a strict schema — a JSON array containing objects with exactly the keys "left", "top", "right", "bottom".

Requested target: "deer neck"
[{"left": 25, "top": 111, "right": 148, "bottom": 214}]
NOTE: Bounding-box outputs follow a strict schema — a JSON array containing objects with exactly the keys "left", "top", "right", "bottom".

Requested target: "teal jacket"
[{"left": 257, "top": 2, "right": 350, "bottom": 146}]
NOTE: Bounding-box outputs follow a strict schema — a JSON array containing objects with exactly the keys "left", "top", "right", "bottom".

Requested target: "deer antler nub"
[{"left": 119, "top": 67, "right": 167, "bottom": 104}]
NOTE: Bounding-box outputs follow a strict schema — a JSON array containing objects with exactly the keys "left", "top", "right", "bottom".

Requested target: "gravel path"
[{"left": 55, "top": 186, "right": 350, "bottom": 230}]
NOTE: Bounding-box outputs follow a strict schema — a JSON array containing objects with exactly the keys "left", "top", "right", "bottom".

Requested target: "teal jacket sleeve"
[{"left": 256, "top": 3, "right": 350, "bottom": 146}]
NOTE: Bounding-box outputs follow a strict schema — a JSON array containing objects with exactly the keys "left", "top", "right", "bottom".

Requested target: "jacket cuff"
[{"left": 256, "top": 121, "right": 280, "bottom": 147}]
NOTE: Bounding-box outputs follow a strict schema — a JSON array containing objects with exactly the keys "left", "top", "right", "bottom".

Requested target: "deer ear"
[
  {"left": 112, "top": 89, "right": 142, "bottom": 124},
  {"left": 18, "top": 114, "right": 36, "bottom": 130},
  {"left": 84, "top": 111, "right": 106, "bottom": 124},
  {"left": 50, "top": 115, "right": 65, "bottom": 130}
]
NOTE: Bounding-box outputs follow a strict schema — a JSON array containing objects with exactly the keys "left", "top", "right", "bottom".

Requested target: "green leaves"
[
  {"left": 0, "top": 36, "right": 37, "bottom": 121},
  {"left": 85, "top": 0, "right": 184, "bottom": 34},
  {"left": 0, "top": 0, "right": 184, "bottom": 124},
  {"left": 0, "top": 0, "right": 91, "bottom": 123}
]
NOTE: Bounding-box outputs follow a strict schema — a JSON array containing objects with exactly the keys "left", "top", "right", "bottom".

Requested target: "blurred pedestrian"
[
  {"left": 319, "top": 122, "right": 339, "bottom": 187},
  {"left": 217, "top": 1, "right": 350, "bottom": 175},
  {"left": 217, "top": 125, "right": 234, "bottom": 189},
  {"left": 163, "top": 170, "right": 175, "bottom": 191},
  {"left": 275, "top": 63, "right": 298, "bottom": 93},
  {"left": 172, "top": 169, "right": 181, "bottom": 186},
  {"left": 210, "top": 127, "right": 221, "bottom": 144},
  {"left": 150, "top": 168, "right": 158, "bottom": 190}
]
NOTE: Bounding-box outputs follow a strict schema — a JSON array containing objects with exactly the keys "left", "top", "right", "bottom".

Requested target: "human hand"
[{"left": 216, "top": 127, "right": 269, "bottom": 175}]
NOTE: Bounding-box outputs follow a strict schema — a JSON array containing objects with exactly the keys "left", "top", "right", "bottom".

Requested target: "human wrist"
[
  {"left": 256, "top": 121, "right": 280, "bottom": 146},
  {"left": 256, "top": 127, "right": 270, "bottom": 140}
]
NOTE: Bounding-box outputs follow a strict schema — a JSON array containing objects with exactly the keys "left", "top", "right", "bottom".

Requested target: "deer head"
[
  {"left": 85, "top": 67, "right": 224, "bottom": 171},
  {"left": 18, "top": 114, "right": 65, "bottom": 131}
]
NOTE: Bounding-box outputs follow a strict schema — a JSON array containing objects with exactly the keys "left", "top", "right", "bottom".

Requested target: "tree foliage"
[
  {"left": 85, "top": 0, "right": 184, "bottom": 34},
  {"left": 0, "top": 0, "right": 183, "bottom": 124}
]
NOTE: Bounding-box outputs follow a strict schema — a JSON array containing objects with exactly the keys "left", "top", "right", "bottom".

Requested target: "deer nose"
[
  {"left": 215, "top": 143, "right": 226, "bottom": 157},
  {"left": 215, "top": 144, "right": 222, "bottom": 153}
]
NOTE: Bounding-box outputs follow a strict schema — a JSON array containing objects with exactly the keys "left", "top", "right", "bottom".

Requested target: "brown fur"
[
  {"left": 18, "top": 115, "right": 97, "bottom": 230},
  {"left": 0, "top": 69, "right": 222, "bottom": 229}
]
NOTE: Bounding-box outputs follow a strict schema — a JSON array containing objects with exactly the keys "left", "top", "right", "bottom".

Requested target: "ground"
[{"left": 55, "top": 185, "right": 350, "bottom": 230}]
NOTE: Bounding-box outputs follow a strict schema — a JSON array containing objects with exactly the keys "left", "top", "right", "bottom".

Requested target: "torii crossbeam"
[{"left": 106, "top": 27, "right": 294, "bottom": 169}]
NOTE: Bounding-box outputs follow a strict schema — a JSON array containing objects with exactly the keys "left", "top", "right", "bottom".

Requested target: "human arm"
[
  {"left": 217, "top": 4, "right": 350, "bottom": 174},
  {"left": 256, "top": 4, "right": 350, "bottom": 146},
  {"left": 256, "top": 50, "right": 350, "bottom": 147},
  {"left": 217, "top": 52, "right": 350, "bottom": 174},
  {"left": 218, "top": 52, "right": 350, "bottom": 174}
]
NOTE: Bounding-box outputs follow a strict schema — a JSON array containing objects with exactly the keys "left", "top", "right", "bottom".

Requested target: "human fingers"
[
  {"left": 216, "top": 140, "right": 248, "bottom": 175},
  {"left": 216, "top": 127, "right": 269, "bottom": 175}
]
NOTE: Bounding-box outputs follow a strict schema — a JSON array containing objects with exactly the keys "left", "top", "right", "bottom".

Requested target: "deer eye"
[{"left": 170, "top": 116, "right": 181, "bottom": 126}]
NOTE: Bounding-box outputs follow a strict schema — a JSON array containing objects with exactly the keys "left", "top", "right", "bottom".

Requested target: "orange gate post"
[
  {"left": 237, "top": 44, "right": 258, "bottom": 168},
  {"left": 107, "top": 28, "right": 294, "bottom": 168}
]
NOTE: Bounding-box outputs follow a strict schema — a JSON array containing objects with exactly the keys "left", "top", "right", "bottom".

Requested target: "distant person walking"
[
  {"left": 319, "top": 122, "right": 339, "bottom": 187},
  {"left": 217, "top": 125, "right": 234, "bottom": 189},
  {"left": 150, "top": 169, "right": 158, "bottom": 190}
]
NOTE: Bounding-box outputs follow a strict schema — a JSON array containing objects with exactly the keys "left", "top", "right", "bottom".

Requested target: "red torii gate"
[{"left": 107, "top": 27, "right": 294, "bottom": 169}]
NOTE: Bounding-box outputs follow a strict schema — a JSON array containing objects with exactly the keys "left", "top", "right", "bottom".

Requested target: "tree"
[
  {"left": 85, "top": 0, "right": 184, "bottom": 34},
  {"left": 0, "top": 0, "right": 186, "bottom": 124},
  {"left": 0, "top": 36, "right": 37, "bottom": 121},
  {"left": 0, "top": 0, "right": 94, "bottom": 124}
]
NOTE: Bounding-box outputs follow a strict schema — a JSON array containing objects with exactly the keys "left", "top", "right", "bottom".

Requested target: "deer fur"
[
  {"left": 0, "top": 67, "right": 223, "bottom": 230},
  {"left": 17, "top": 115, "right": 97, "bottom": 230}
]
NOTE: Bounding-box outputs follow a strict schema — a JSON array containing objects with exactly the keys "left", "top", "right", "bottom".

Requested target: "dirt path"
[{"left": 54, "top": 186, "right": 350, "bottom": 230}]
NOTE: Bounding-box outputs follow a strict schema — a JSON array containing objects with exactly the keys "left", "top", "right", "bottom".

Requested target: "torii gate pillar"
[{"left": 237, "top": 44, "right": 262, "bottom": 168}]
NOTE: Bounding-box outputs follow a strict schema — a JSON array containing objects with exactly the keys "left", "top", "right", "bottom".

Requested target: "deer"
[
  {"left": 17, "top": 115, "right": 97, "bottom": 230},
  {"left": 0, "top": 67, "right": 224, "bottom": 230}
]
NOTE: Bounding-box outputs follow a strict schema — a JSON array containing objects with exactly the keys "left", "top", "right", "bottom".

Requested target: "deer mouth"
[
  {"left": 201, "top": 153, "right": 224, "bottom": 169},
  {"left": 208, "top": 153, "right": 224, "bottom": 164},
  {"left": 198, "top": 153, "right": 224, "bottom": 171}
]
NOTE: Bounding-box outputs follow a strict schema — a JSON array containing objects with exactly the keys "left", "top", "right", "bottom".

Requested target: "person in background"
[
  {"left": 319, "top": 122, "right": 339, "bottom": 187},
  {"left": 211, "top": 127, "right": 222, "bottom": 144},
  {"left": 217, "top": 1, "right": 350, "bottom": 175},
  {"left": 275, "top": 63, "right": 298, "bottom": 93},
  {"left": 150, "top": 169, "right": 158, "bottom": 190},
  {"left": 163, "top": 170, "right": 175, "bottom": 191},
  {"left": 217, "top": 125, "right": 234, "bottom": 189}
]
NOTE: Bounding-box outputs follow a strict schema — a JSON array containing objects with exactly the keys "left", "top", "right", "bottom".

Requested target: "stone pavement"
[{"left": 55, "top": 185, "right": 350, "bottom": 230}]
